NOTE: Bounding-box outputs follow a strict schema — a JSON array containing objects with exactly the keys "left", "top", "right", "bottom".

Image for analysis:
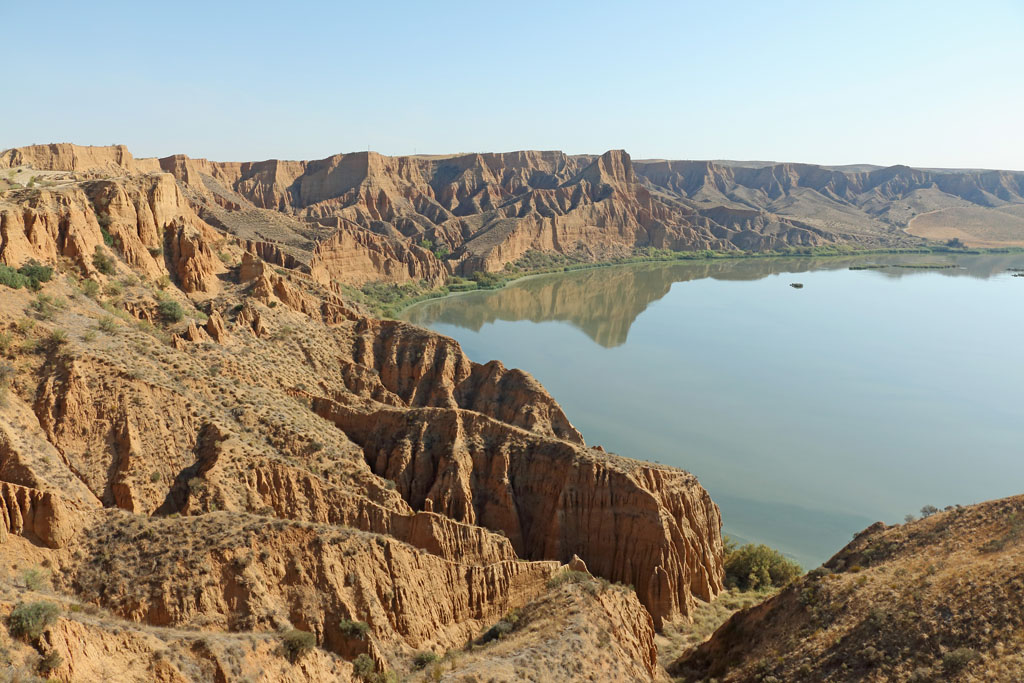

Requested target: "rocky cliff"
[
  {"left": 7, "top": 144, "right": 1024, "bottom": 290},
  {"left": 0, "top": 154, "right": 725, "bottom": 681}
]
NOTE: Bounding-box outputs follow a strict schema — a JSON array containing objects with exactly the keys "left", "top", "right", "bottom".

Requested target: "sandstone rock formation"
[
  {"left": 6, "top": 143, "right": 1024, "bottom": 291},
  {"left": 0, "top": 152, "right": 727, "bottom": 681}
]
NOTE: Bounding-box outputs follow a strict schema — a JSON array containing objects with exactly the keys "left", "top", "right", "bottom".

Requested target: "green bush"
[
  {"left": 723, "top": 539, "right": 802, "bottom": 591},
  {"left": 18, "top": 261, "right": 53, "bottom": 285},
  {"left": 157, "top": 300, "right": 184, "bottom": 323},
  {"left": 38, "top": 650, "right": 63, "bottom": 675},
  {"left": 0, "top": 265, "right": 30, "bottom": 289},
  {"left": 469, "top": 270, "right": 505, "bottom": 288},
  {"left": 412, "top": 651, "right": 440, "bottom": 669},
  {"left": 92, "top": 247, "right": 116, "bottom": 275},
  {"left": 339, "top": 618, "right": 370, "bottom": 640},
  {"left": 280, "top": 628, "right": 315, "bottom": 662},
  {"left": 81, "top": 278, "right": 101, "bottom": 298},
  {"left": 8, "top": 601, "right": 60, "bottom": 640},
  {"left": 30, "top": 294, "right": 65, "bottom": 320},
  {"left": 352, "top": 653, "right": 376, "bottom": 678},
  {"left": 22, "top": 567, "right": 50, "bottom": 591}
]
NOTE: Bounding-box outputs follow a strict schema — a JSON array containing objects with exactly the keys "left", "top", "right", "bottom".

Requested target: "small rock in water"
[{"left": 790, "top": 282, "right": 804, "bottom": 289}]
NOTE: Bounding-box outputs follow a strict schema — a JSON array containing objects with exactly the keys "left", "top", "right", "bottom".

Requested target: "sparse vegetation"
[
  {"left": 92, "top": 246, "right": 116, "bottom": 275},
  {"left": 21, "top": 567, "right": 50, "bottom": 592},
  {"left": 81, "top": 278, "right": 100, "bottom": 298},
  {"left": 157, "top": 300, "right": 184, "bottom": 323},
  {"left": 38, "top": 650, "right": 62, "bottom": 675},
  {"left": 30, "top": 293, "right": 65, "bottom": 320},
  {"left": 412, "top": 651, "right": 440, "bottom": 669},
  {"left": 280, "top": 628, "right": 315, "bottom": 662},
  {"left": 352, "top": 654, "right": 375, "bottom": 677},
  {"left": 0, "top": 260, "right": 54, "bottom": 290},
  {"left": 7, "top": 602, "right": 60, "bottom": 641},
  {"left": 338, "top": 618, "right": 370, "bottom": 640}
]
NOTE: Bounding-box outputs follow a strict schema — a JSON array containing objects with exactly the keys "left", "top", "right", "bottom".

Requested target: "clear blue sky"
[{"left": 3, "top": 0, "right": 1022, "bottom": 169}]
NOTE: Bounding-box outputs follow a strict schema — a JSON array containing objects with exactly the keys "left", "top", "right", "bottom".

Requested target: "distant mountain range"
[{"left": 3, "top": 144, "right": 1023, "bottom": 288}]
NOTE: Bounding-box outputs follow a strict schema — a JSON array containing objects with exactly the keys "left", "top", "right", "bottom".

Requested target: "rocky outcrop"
[
  {"left": 315, "top": 397, "right": 722, "bottom": 627},
  {"left": 0, "top": 143, "right": 744, "bottom": 679},
  {"left": 69, "top": 510, "right": 561, "bottom": 655},
  {"left": 0, "top": 593, "right": 354, "bottom": 682},
  {"left": 309, "top": 224, "right": 447, "bottom": 287},
  {"left": 441, "top": 575, "right": 669, "bottom": 682},
  {"left": 0, "top": 481, "right": 80, "bottom": 548},
  {"left": 0, "top": 143, "right": 152, "bottom": 174}
]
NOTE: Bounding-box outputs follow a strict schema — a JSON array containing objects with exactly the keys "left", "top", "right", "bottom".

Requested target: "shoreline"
[{"left": 392, "top": 244, "right": 1024, "bottom": 318}]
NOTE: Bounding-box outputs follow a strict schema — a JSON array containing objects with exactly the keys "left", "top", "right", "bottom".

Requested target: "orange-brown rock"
[
  {"left": 0, "top": 145, "right": 745, "bottom": 680},
  {"left": 0, "top": 481, "right": 80, "bottom": 548},
  {"left": 315, "top": 396, "right": 722, "bottom": 627},
  {"left": 309, "top": 224, "right": 447, "bottom": 287},
  {"left": 434, "top": 574, "right": 670, "bottom": 682}
]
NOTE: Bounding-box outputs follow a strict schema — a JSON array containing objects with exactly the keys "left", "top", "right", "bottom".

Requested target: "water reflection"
[{"left": 405, "top": 253, "right": 1023, "bottom": 348}]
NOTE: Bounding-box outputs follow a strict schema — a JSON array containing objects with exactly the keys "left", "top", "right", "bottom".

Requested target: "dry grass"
[
  {"left": 907, "top": 207, "right": 1024, "bottom": 247},
  {"left": 657, "top": 589, "right": 775, "bottom": 668}
]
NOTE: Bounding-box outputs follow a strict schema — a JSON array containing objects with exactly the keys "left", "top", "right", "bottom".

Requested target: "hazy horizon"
[{"left": 3, "top": 0, "right": 1022, "bottom": 171}]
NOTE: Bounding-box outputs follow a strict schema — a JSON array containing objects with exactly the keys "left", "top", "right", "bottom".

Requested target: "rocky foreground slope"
[
  {"left": 0, "top": 145, "right": 723, "bottom": 680},
  {"left": 672, "top": 495, "right": 1024, "bottom": 682}
]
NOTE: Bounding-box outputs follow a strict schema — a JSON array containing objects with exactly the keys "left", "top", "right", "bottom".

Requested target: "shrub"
[
  {"left": 81, "top": 278, "right": 100, "bottom": 298},
  {"left": 0, "top": 265, "right": 30, "bottom": 289},
  {"left": 157, "top": 300, "right": 184, "bottom": 323},
  {"left": 546, "top": 570, "right": 591, "bottom": 589},
  {"left": 943, "top": 647, "right": 980, "bottom": 673},
  {"left": 469, "top": 270, "right": 504, "bottom": 288},
  {"left": 47, "top": 329, "right": 68, "bottom": 348},
  {"left": 98, "top": 316, "right": 118, "bottom": 333},
  {"left": 18, "top": 261, "right": 53, "bottom": 285},
  {"left": 92, "top": 247, "right": 116, "bottom": 275},
  {"left": 148, "top": 246, "right": 163, "bottom": 258},
  {"left": 0, "top": 332, "right": 11, "bottom": 355},
  {"left": 7, "top": 601, "right": 60, "bottom": 640},
  {"left": 413, "top": 651, "right": 440, "bottom": 669},
  {"left": 338, "top": 618, "right": 370, "bottom": 640},
  {"left": 22, "top": 567, "right": 49, "bottom": 591},
  {"left": 38, "top": 650, "right": 62, "bottom": 675},
  {"left": 352, "top": 654, "right": 376, "bottom": 678},
  {"left": 30, "top": 294, "right": 64, "bottom": 320},
  {"left": 724, "top": 540, "right": 802, "bottom": 591},
  {"left": 920, "top": 505, "right": 939, "bottom": 518},
  {"left": 280, "top": 628, "right": 315, "bottom": 662}
]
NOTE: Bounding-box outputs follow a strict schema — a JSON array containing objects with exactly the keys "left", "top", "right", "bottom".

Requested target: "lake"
[{"left": 400, "top": 253, "right": 1024, "bottom": 569}]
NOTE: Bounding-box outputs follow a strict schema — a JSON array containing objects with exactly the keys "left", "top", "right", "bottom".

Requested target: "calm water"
[{"left": 401, "top": 254, "right": 1024, "bottom": 568}]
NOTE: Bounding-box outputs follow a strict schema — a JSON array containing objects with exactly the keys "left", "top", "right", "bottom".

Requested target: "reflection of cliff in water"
[{"left": 402, "top": 253, "right": 1024, "bottom": 347}]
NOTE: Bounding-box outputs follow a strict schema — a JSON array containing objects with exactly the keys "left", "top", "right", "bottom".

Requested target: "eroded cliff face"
[{"left": 0, "top": 158, "right": 725, "bottom": 680}]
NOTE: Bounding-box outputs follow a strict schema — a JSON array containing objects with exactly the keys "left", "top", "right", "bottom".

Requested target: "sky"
[{"left": 3, "top": 0, "right": 1022, "bottom": 169}]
